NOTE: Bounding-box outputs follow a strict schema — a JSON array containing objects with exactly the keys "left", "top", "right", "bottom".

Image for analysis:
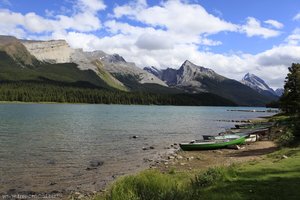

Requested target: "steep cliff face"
[
  {"left": 0, "top": 35, "right": 36, "bottom": 66},
  {"left": 22, "top": 40, "right": 73, "bottom": 64}
]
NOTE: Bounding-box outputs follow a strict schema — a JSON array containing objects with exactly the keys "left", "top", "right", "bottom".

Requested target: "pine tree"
[{"left": 280, "top": 63, "right": 300, "bottom": 114}]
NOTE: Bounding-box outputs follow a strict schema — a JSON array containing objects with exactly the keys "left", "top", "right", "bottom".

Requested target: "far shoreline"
[{"left": 0, "top": 101, "right": 275, "bottom": 109}]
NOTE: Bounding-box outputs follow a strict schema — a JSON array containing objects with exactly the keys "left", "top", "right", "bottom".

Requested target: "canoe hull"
[
  {"left": 202, "top": 134, "right": 241, "bottom": 140},
  {"left": 180, "top": 136, "right": 246, "bottom": 151}
]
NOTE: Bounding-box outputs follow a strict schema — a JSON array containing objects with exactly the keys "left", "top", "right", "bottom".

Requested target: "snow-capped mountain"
[{"left": 241, "top": 73, "right": 278, "bottom": 98}]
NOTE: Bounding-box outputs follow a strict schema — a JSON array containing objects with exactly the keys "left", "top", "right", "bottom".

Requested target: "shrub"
[
  {"left": 278, "top": 129, "right": 295, "bottom": 147},
  {"left": 191, "top": 167, "right": 225, "bottom": 188},
  {"left": 105, "top": 170, "right": 185, "bottom": 200}
]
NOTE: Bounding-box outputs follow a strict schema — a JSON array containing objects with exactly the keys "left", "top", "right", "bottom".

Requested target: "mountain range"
[
  {"left": 0, "top": 35, "right": 281, "bottom": 106},
  {"left": 144, "top": 62, "right": 280, "bottom": 106}
]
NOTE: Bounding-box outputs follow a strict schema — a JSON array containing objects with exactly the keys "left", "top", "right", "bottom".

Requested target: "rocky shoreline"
[{"left": 153, "top": 140, "right": 278, "bottom": 173}]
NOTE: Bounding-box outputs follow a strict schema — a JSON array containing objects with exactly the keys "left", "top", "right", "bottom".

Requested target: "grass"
[
  {"left": 202, "top": 148, "right": 300, "bottom": 200},
  {"left": 94, "top": 147, "right": 300, "bottom": 200},
  {"left": 93, "top": 170, "right": 193, "bottom": 200},
  {"left": 93, "top": 60, "right": 128, "bottom": 91},
  {"left": 268, "top": 113, "right": 294, "bottom": 125}
]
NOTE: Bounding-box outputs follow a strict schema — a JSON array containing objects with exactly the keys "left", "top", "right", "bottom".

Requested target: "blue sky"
[{"left": 1, "top": 0, "right": 300, "bottom": 88}]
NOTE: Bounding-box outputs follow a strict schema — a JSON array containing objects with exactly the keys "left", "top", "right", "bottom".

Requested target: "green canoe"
[{"left": 179, "top": 136, "right": 246, "bottom": 151}]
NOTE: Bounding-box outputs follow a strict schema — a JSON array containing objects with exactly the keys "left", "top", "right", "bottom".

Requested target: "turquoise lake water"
[{"left": 0, "top": 104, "right": 276, "bottom": 194}]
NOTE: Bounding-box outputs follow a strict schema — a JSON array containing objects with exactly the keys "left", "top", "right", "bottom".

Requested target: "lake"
[{"left": 0, "top": 104, "right": 276, "bottom": 194}]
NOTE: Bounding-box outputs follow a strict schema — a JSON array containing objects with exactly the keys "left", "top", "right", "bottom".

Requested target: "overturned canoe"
[
  {"left": 229, "top": 127, "right": 269, "bottom": 135},
  {"left": 179, "top": 136, "right": 246, "bottom": 151},
  {"left": 234, "top": 122, "right": 274, "bottom": 129},
  {"left": 202, "top": 134, "right": 241, "bottom": 140}
]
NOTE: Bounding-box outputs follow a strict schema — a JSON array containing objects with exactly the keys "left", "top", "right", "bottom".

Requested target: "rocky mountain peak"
[
  {"left": 243, "top": 73, "right": 264, "bottom": 83},
  {"left": 242, "top": 73, "right": 273, "bottom": 91},
  {"left": 275, "top": 88, "right": 284, "bottom": 96},
  {"left": 241, "top": 73, "right": 277, "bottom": 97},
  {"left": 144, "top": 66, "right": 162, "bottom": 78},
  {"left": 0, "top": 35, "right": 19, "bottom": 45},
  {"left": 182, "top": 60, "right": 193, "bottom": 66},
  {"left": 181, "top": 60, "right": 200, "bottom": 71},
  {"left": 109, "top": 54, "right": 126, "bottom": 63},
  {"left": 179, "top": 60, "right": 216, "bottom": 78},
  {"left": 144, "top": 60, "right": 224, "bottom": 88}
]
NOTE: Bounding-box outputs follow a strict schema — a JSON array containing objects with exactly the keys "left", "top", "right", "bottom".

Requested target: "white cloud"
[
  {"left": 264, "top": 19, "right": 283, "bottom": 29},
  {"left": 113, "top": 0, "right": 238, "bottom": 35},
  {"left": 135, "top": 33, "right": 173, "bottom": 50},
  {"left": 52, "top": 31, "right": 100, "bottom": 51},
  {"left": 0, "top": 0, "right": 106, "bottom": 36},
  {"left": 256, "top": 45, "right": 300, "bottom": 67},
  {"left": 293, "top": 12, "right": 300, "bottom": 21},
  {"left": 77, "top": 0, "right": 106, "bottom": 13},
  {"left": 0, "top": 10, "right": 102, "bottom": 33},
  {"left": 199, "top": 38, "right": 222, "bottom": 46},
  {"left": 114, "top": 0, "right": 147, "bottom": 18},
  {"left": 285, "top": 28, "right": 300, "bottom": 45},
  {"left": 241, "top": 17, "right": 281, "bottom": 38}
]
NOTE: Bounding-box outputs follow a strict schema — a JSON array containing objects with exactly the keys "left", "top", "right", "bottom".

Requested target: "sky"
[{"left": 1, "top": 0, "right": 300, "bottom": 89}]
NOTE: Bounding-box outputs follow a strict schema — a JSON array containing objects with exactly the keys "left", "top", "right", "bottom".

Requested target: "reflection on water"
[{"left": 0, "top": 104, "right": 275, "bottom": 193}]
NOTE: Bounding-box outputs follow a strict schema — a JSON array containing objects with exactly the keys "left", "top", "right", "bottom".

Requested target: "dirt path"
[{"left": 155, "top": 140, "right": 278, "bottom": 172}]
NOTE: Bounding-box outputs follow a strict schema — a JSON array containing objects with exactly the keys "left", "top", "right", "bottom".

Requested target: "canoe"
[
  {"left": 202, "top": 134, "right": 240, "bottom": 140},
  {"left": 245, "top": 134, "right": 259, "bottom": 143},
  {"left": 234, "top": 122, "right": 274, "bottom": 129},
  {"left": 229, "top": 127, "right": 269, "bottom": 135},
  {"left": 179, "top": 136, "right": 246, "bottom": 151},
  {"left": 234, "top": 123, "right": 252, "bottom": 128}
]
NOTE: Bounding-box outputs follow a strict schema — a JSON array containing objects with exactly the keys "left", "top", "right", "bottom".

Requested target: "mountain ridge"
[
  {"left": 0, "top": 35, "right": 37, "bottom": 66},
  {"left": 144, "top": 60, "right": 277, "bottom": 106}
]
